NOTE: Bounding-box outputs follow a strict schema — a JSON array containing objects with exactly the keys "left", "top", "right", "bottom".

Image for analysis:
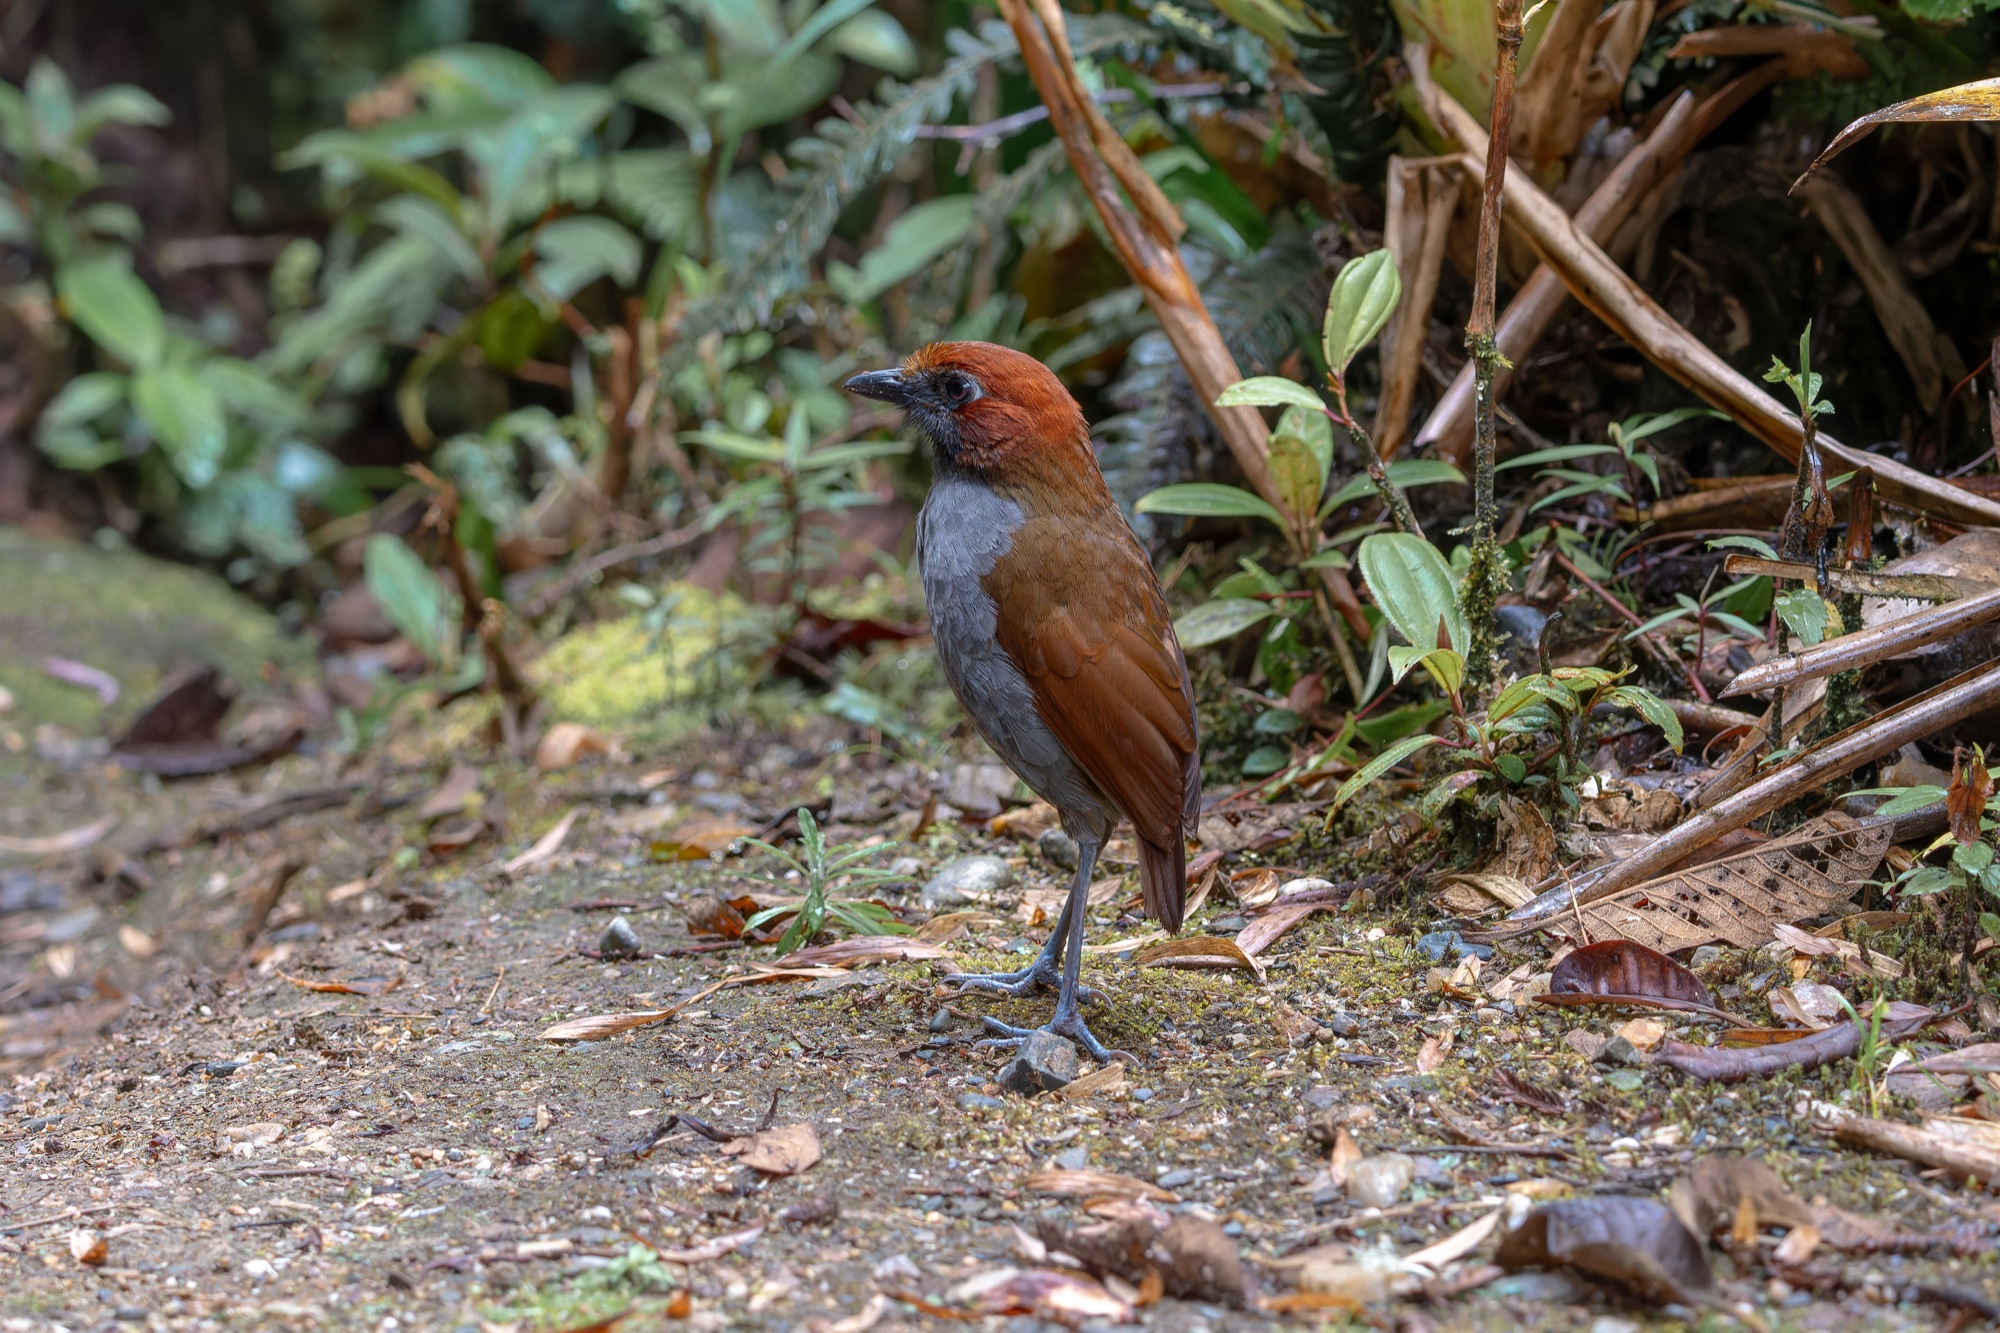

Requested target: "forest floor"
[{"left": 3, "top": 538, "right": 1999, "bottom": 1333}]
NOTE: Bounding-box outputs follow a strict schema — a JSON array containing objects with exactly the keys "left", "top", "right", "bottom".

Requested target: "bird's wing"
[{"left": 986, "top": 513, "right": 1200, "bottom": 850}]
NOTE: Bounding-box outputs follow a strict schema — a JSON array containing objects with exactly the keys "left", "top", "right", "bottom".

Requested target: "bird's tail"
[{"left": 1137, "top": 836, "right": 1186, "bottom": 935}]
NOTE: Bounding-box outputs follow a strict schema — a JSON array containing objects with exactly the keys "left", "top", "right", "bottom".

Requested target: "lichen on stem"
[{"left": 1455, "top": 0, "right": 1524, "bottom": 699}]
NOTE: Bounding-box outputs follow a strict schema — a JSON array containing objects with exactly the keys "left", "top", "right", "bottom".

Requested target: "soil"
[{"left": 1, "top": 574, "right": 1997, "bottom": 1330}]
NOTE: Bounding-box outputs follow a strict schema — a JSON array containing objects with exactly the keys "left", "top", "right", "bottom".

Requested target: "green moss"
[
  {"left": 0, "top": 525, "right": 307, "bottom": 735},
  {"left": 532, "top": 584, "right": 760, "bottom": 738}
]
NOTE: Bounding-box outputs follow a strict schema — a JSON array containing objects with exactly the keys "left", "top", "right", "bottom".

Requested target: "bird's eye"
[{"left": 940, "top": 372, "right": 979, "bottom": 409}]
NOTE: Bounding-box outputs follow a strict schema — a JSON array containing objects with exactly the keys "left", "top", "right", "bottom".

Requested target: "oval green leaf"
[
  {"left": 130, "top": 366, "right": 225, "bottom": 488},
  {"left": 1214, "top": 376, "right": 1325, "bottom": 413},
  {"left": 1322, "top": 248, "right": 1400, "bottom": 377},
  {"left": 1173, "top": 597, "right": 1275, "bottom": 648},
  {"left": 1357, "top": 531, "right": 1469, "bottom": 657},
  {"left": 56, "top": 254, "right": 165, "bottom": 369},
  {"left": 1135, "top": 483, "right": 1287, "bottom": 530}
]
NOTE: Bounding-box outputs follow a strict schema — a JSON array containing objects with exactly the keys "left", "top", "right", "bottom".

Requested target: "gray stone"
[
  {"left": 1689, "top": 945, "right": 1725, "bottom": 969},
  {"left": 1346, "top": 1153, "right": 1415, "bottom": 1208},
  {"left": 1593, "top": 1035, "right": 1644, "bottom": 1067},
  {"left": 1156, "top": 1168, "right": 1195, "bottom": 1189},
  {"left": 597, "top": 915, "right": 641, "bottom": 959},
  {"left": 1303, "top": 1085, "right": 1342, "bottom": 1110},
  {"left": 928, "top": 1008, "right": 954, "bottom": 1033},
  {"left": 997, "top": 1029, "right": 1078, "bottom": 1094},
  {"left": 1038, "top": 827, "right": 1079, "bottom": 871},
  {"left": 1053, "top": 1146, "right": 1089, "bottom": 1171},
  {"left": 958, "top": 1093, "right": 1007, "bottom": 1111},
  {"left": 1324, "top": 1011, "right": 1361, "bottom": 1038},
  {"left": 921, "top": 855, "right": 1015, "bottom": 910},
  {"left": 945, "top": 762, "right": 1019, "bottom": 818},
  {"left": 1132, "top": 1087, "right": 1155, "bottom": 1103}
]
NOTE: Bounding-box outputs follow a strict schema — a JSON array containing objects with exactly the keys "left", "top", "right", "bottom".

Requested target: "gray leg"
[{"left": 973, "top": 834, "right": 1140, "bottom": 1066}]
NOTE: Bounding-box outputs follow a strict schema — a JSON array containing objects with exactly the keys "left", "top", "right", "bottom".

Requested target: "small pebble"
[
  {"left": 1054, "top": 1146, "right": 1088, "bottom": 1170},
  {"left": 1689, "top": 945, "right": 1725, "bottom": 968},
  {"left": 1346, "top": 1153, "right": 1415, "bottom": 1208},
  {"left": 1323, "top": 1012, "right": 1361, "bottom": 1038},
  {"left": 1132, "top": 1087, "right": 1155, "bottom": 1102},
  {"left": 1038, "top": 827, "right": 1079, "bottom": 870},
  {"left": 597, "top": 915, "right": 641, "bottom": 959},
  {"left": 1157, "top": 1168, "right": 1195, "bottom": 1189},
  {"left": 928, "top": 1009, "right": 953, "bottom": 1033},
  {"left": 958, "top": 1093, "right": 1006, "bottom": 1111},
  {"left": 1416, "top": 930, "right": 1492, "bottom": 962},
  {"left": 921, "top": 855, "right": 1014, "bottom": 910},
  {"left": 997, "top": 1029, "right": 1077, "bottom": 1095}
]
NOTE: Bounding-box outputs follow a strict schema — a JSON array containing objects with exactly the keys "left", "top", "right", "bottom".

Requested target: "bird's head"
[{"left": 844, "top": 341, "right": 1092, "bottom": 479}]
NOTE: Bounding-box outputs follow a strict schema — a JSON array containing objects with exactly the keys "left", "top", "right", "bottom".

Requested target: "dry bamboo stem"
[
  {"left": 1410, "top": 57, "right": 2000, "bottom": 530},
  {"left": 1721, "top": 583, "right": 2000, "bottom": 697},
  {"left": 1503, "top": 655, "right": 2000, "bottom": 923},
  {"left": 1001, "top": 0, "right": 1373, "bottom": 647}
]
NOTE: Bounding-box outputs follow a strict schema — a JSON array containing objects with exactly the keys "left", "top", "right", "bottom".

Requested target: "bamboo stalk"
[
  {"left": 1721, "top": 584, "right": 2000, "bottom": 697},
  {"left": 1409, "top": 54, "right": 2000, "bottom": 530},
  {"left": 1503, "top": 655, "right": 2000, "bottom": 923}
]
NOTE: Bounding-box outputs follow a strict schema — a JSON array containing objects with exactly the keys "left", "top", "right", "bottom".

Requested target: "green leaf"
[
  {"left": 1707, "top": 534, "right": 1779, "bottom": 559},
  {"left": 771, "top": 0, "right": 877, "bottom": 69},
  {"left": 1135, "top": 482, "right": 1287, "bottom": 530},
  {"left": 1389, "top": 644, "right": 1466, "bottom": 694},
  {"left": 1848, "top": 784, "right": 1948, "bottom": 815},
  {"left": 1329, "top": 732, "right": 1441, "bottom": 814},
  {"left": 1775, "top": 588, "right": 1830, "bottom": 647},
  {"left": 1616, "top": 406, "right": 1725, "bottom": 445},
  {"left": 1321, "top": 459, "right": 1466, "bottom": 515},
  {"left": 377, "top": 196, "right": 481, "bottom": 282},
  {"left": 829, "top": 10, "right": 920, "bottom": 75},
  {"left": 56, "top": 254, "right": 164, "bottom": 368},
  {"left": 532, "top": 215, "right": 642, "bottom": 300},
  {"left": 479, "top": 85, "right": 617, "bottom": 233},
  {"left": 683, "top": 428, "right": 785, "bottom": 462},
  {"left": 1496, "top": 443, "right": 1617, "bottom": 471},
  {"left": 39, "top": 372, "right": 127, "bottom": 429},
  {"left": 1242, "top": 745, "right": 1289, "bottom": 777},
  {"left": 1321, "top": 248, "right": 1400, "bottom": 377},
  {"left": 1255, "top": 708, "right": 1306, "bottom": 735},
  {"left": 1980, "top": 912, "right": 2000, "bottom": 944},
  {"left": 130, "top": 366, "right": 226, "bottom": 488},
  {"left": 75, "top": 84, "right": 170, "bottom": 138},
  {"left": 362, "top": 534, "right": 458, "bottom": 668},
  {"left": 1357, "top": 532, "right": 1469, "bottom": 658},
  {"left": 1267, "top": 433, "right": 1321, "bottom": 532},
  {"left": 1493, "top": 753, "right": 1528, "bottom": 783},
  {"left": 283, "top": 131, "right": 469, "bottom": 220},
  {"left": 1214, "top": 376, "right": 1324, "bottom": 412},
  {"left": 825, "top": 194, "right": 977, "bottom": 304},
  {"left": 1277, "top": 403, "right": 1333, "bottom": 492},
  {"left": 1606, "top": 686, "right": 1685, "bottom": 753},
  {"left": 1173, "top": 597, "right": 1276, "bottom": 648},
  {"left": 24, "top": 58, "right": 75, "bottom": 153}
]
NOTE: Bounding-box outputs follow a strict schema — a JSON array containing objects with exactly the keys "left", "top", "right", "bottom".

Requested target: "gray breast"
[{"left": 917, "top": 477, "right": 1110, "bottom": 831}]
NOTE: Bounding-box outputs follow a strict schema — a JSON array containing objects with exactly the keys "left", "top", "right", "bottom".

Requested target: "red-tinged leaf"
[
  {"left": 1235, "top": 901, "right": 1332, "bottom": 957},
  {"left": 781, "top": 936, "right": 947, "bottom": 967},
  {"left": 720, "top": 1123, "right": 820, "bottom": 1175},
  {"left": 1947, "top": 748, "right": 1993, "bottom": 846},
  {"left": 1496, "top": 1197, "right": 1717, "bottom": 1308},
  {"left": 1546, "top": 939, "right": 1713, "bottom": 1008},
  {"left": 280, "top": 970, "right": 402, "bottom": 996}
]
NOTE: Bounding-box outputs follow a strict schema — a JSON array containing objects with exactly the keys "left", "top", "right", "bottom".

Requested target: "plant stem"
[{"left": 1456, "top": 0, "right": 1523, "bottom": 699}]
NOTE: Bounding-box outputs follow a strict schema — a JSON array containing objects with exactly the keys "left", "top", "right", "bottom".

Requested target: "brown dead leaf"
[
  {"left": 1797, "top": 76, "right": 2000, "bottom": 187},
  {"left": 1132, "top": 936, "right": 1263, "bottom": 977},
  {"left": 1051, "top": 1063, "right": 1127, "bottom": 1103},
  {"left": 721, "top": 1122, "right": 821, "bottom": 1175},
  {"left": 915, "top": 910, "right": 999, "bottom": 943},
  {"left": 538, "top": 968, "right": 838, "bottom": 1041},
  {"left": 1236, "top": 902, "right": 1333, "bottom": 957},
  {"left": 1328, "top": 1127, "right": 1362, "bottom": 1189},
  {"left": 0, "top": 814, "right": 117, "bottom": 857},
  {"left": 966, "top": 1268, "right": 1134, "bottom": 1327},
  {"left": 1948, "top": 747, "right": 1994, "bottom": 845},
  {"left": 1541, "top": 939, "right": 1715, "bottom": 1009},
  {"left": 1415, "top": 1030, "right": 1453, "bottom": 1074},
  {"left": 69, "top": 1229, "right": 106, "bottom": 1266},
  {"left": 1569, "top": 813, "right": 1890, "bottom": 952},
  {"left": 1498, "top": 1197, "right": 1717, "bottom": 1308},
  {"left": 641, "top": 1223, "right": 764, "bottom": 1264},
  {"left": 535, "top": 722, "right": 609, "bottom": 772},
  {"left": 416, "top": 763, "right": 483, "bottom": 820},
  {"left": 683, "top": 895, "right": 754, "bottom": 939},
  {"left": 656, "top": 817, "right": 754, "bottom": 860},
  {"left": 280, "top": 970, "right": 402, "bottom": 996},
  {"left": 1021, "top": 1168, "right": 1178, "bottom": 1204},
  {"left": 504, "top": 808, "right": 580, "bottom": 875},
  {"left": 781, "top": 936, "right": 945, "bottom": 967}
]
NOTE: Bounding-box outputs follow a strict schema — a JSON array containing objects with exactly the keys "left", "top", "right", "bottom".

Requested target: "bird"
[{"left": 845, "top": 341, "right": 1200, "bottom": 1065}]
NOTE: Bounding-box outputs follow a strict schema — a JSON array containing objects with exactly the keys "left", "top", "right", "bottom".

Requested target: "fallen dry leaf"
[
  {"left": 0, "top": 814, "right": 118, "bottom": 856},
  {"left": 504, "top": 808, "right": 580, "bottom": 875},
  {"left": 1235, "top": 901, "right": 1333, "bottom": 957},
  {"left": 1131, "top": 936, "right": 1263, "bottom": 977},
  {"left": 782, "top": 936, "right": 946, "bottom": 967},
  {"left": 1537, "top": 939, "right": 1720, "bottom": 1017},
  {"left": 1406, "top": 1207, "right": 1503, "bottom": 1273},
  {"left": 1566, "top": 813, "right": 1890, "bottom": 952},
  {"left": 539, "top": 968, "right": 845, "bottom": 1041},
  {"left": 69, "top": 1229, "right": 106, "bottom": 1265},
  {"left": 1497, "top": 1197, "right": 1716, "bottom": 1308},
  {"left": 1797, "top": 75, "right": 2000, "bottom": 186},
  {"left": 1415, "top": 1031, "right": 1452, "bottom": 1074},
  {"left": 656, "top": 816, "right": 754, "bottom": 860},
  {"left": 279, "top": 970, "right": 402, "bottom": 996},
  {"left": 722, "top": 1123, "right": 821, "bottom": 1175},
  {"left": 1021, "top": 1168, "right": 1178, "bottom": 1204},
  {"left": 416, "top": 763, "right": 482, "bottom": 820},
  {"left": 962, "top": 1268, "right": 1134, "bottom": 1328},
  {"left": 1948, "top": 747, "right": 1994, "bottom": 846},
  {"left": 1051, "top": 1063, "right": 1126, "bottom": 1103},
  {"left": 535, "top": 722, "right": 610, "bottom": 772},
  {"left": 642, "top": 1223, "right": 765, "bottom": 1263},
  {"left": 118, "top": 924, "right": 156, "bottom": 958},
  {"left": 1615, "top": 1017, "right": 1668, "bottom": 1052}
]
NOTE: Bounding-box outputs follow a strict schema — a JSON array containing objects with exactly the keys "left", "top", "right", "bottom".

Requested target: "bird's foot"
[
  {"left": 974, "top": 1013, "right": 1140, "bottom": 1067},
  {"left": 950, "top": 960, "right": 1099, "bottom": 1004}
]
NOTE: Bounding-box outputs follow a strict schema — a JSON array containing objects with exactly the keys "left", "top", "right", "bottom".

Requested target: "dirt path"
[{"left": 3, "top": 734, "right": 1997, "bottom": 1332}]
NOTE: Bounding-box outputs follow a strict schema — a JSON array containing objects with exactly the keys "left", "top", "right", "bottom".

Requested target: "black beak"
[{"left": 843, "top": 368, "right": 913, "bottom": 406}]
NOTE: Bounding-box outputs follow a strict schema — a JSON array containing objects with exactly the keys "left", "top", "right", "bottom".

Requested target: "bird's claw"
[
  {"left": 950, "top": 962, "right": 1099, "bottom": 1005},
  {"left": 974, "top": 1014, "right": 1141, "bottom": 1067}
]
